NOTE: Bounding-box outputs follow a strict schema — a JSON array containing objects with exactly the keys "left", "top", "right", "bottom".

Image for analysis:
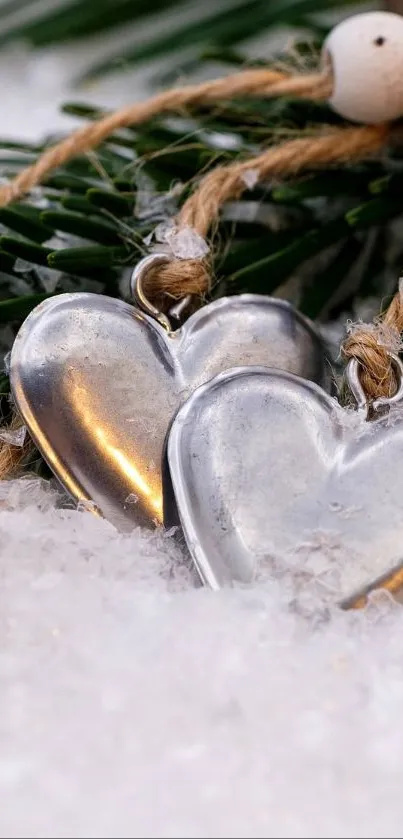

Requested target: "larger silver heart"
[
  {"left": 10, "top": 290, "right": 330, "bottom": 531},
  {"left": 166, "top": 366, "right": 403, "bottom": 607}
]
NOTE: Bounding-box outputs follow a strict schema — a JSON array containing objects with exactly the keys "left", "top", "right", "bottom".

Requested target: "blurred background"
[{"left": 0, "top": 0, "right": 386, "bottom": 139}]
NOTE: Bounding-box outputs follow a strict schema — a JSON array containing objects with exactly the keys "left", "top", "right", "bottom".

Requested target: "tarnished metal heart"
[
  {"left": 10, "top": 292, "right": 330, "bottom": 532},
  {"left": 166, "top": 366, "right": 403, "bottom": 608}
]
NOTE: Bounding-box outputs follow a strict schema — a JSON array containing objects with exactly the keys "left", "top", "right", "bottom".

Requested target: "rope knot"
[
  {"left": 342, "top": 280, "right": 403, "bottom": 401},
  {"left": 143, "top": 257, "right": 211, "bottom": 311},
  {"left": 342, "top": 317, "right": 403, "bottom": 400}
]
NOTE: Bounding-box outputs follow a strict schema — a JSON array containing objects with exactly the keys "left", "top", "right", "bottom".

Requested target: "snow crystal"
[
  {"left": 0, "top": 425, "right": 27, "bottom": 447},
  {"left": 241, "top": 168, "right": 259, "bottom": 189},
  {"left": 153, "top": 220, "right": 209, "bottom": 259}
]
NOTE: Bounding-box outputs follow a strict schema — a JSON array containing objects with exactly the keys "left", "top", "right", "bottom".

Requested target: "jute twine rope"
[
  {"left": 0, "top": 413, "right": 35, "bottom": 476},
  {"left": 145, "top": 123, "right": 388, "bottom": 300},
  {"left": 342, "top": 289, "right": 403, "bottom": 399},
  {"left": 1, "top": 60, "right": 403, "bottom": 474},
  {"left": 0, "top": 69, "right": 331, "bottom": 208}
]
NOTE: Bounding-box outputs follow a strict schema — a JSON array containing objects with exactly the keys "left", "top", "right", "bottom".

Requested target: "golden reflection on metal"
[
  {"left": 344, "top": 566, "right": 403, "bottom": 610},
  {"left": 94, "top": 426, "right": 163, "bottom": 521},
  {"left": 64, "top": 372, "right": 164, "bottom": 526},
  {"left": 11, "top": 375, "right": 102, "bottom": 516}
]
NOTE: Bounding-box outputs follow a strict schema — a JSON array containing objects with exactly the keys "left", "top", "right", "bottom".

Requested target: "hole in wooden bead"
[{"left": 374, "top": 36, "right": 386, "bottom": 46}]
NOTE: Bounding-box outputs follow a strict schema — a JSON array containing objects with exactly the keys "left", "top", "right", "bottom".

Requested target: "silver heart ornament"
[
  {"left": 166, "top": 365, "right": 403, "bottom": 608},
  {"left": 10, "top": 282, "right": 330, "bottom": 532}
]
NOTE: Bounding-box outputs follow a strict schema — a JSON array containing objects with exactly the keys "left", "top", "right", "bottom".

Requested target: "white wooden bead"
[{"left": 323, "top": 11, "right": 403, "bottom": 124}]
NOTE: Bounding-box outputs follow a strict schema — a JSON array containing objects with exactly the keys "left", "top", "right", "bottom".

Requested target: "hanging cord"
[
  {"left": 1, "top": 57, "right": 402, "bottom": 473},
  {"left": 143, "top": 120, "right": 403, "bottom": 403},
  {"left": 0, "top": 53, "right": 390, "bottom": 310},
  {"left": 0, "top": 68, "right": 332, "bottom": 207},
  {"left": 142, "top": 124, "right": 389, "bottom": 302}
]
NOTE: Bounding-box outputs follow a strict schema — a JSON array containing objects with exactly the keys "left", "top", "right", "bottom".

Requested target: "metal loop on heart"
[
  {"left": 131, "top": 253, "right": 194, "bottom": 332},
  {"left": 345, "top": 352, "right": 403, "bottom": 419}
]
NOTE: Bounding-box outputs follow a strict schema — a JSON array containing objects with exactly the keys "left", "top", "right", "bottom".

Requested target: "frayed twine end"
[{"left": 344, "top": 319, "right": 403, "bottom": 357}]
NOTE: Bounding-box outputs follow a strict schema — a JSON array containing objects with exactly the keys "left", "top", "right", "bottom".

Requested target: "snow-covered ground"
[
  {"left": 3, "top": 479, "right": 403, "bottom": 838},
  {"left": 2, "top": 5, "right": 403, "bottom": 837}
]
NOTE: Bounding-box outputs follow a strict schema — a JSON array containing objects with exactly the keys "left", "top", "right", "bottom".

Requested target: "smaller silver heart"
[{"left": 166, "top": 366, "right": 403, "bottom": 608}]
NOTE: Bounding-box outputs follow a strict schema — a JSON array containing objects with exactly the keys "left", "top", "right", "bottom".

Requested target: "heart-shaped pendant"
[
  {"left": 10, "top": 255, "right": 331, "bottom": 532},
  {"left": 165, "top": 362, "right": 403, "bottom": 608}
]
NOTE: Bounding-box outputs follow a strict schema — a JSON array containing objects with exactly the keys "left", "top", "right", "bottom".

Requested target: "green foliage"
[
  {"left": 0, "top": 0, "right": 376, "bottom": 83},
  {"left": 0, "top": 89, "right": 399, "bottom": 343}
]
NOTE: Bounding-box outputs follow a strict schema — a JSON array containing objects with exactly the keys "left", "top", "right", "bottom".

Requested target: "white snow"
[
  {"left": 3, "top": 480, "right": 403, "bottom": 838},
  {"left": 0, "top": 6, "right": 403, "bottom": 836}
]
